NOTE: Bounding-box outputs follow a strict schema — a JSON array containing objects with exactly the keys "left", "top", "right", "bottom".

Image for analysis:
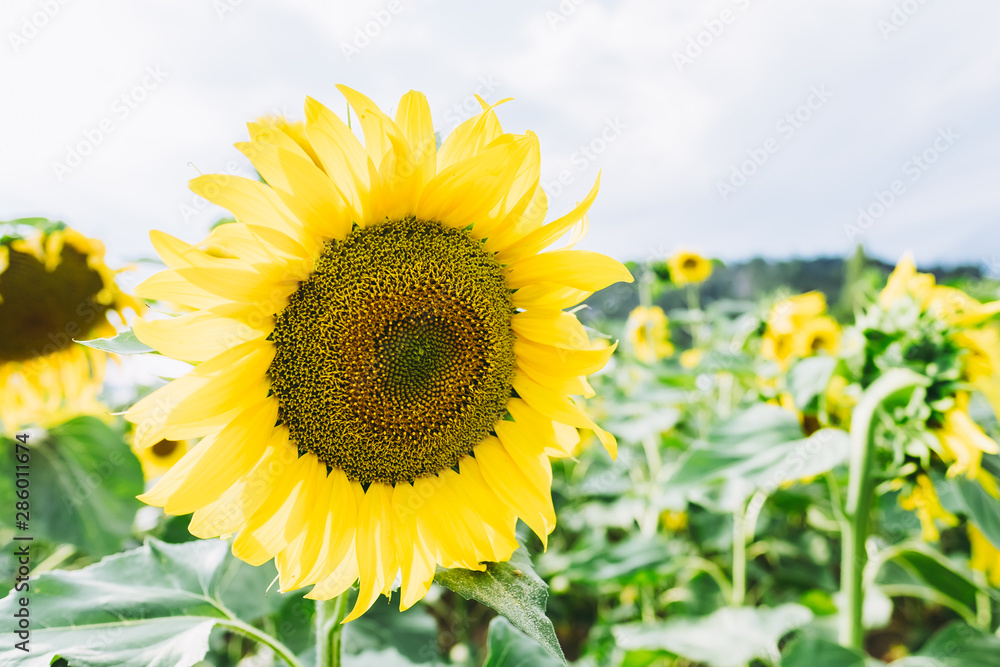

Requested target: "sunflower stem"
[
  {"left": 316, "top": 593, "right": 350, "bottom": 667},
  {"left": 839, "top": 369, "right": 929, "bottom": 651}
]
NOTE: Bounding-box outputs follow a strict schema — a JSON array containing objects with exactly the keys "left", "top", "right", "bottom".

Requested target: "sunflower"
[
  {"left": 132, "top": 437, "right": 191, "bottom": 480},
  {"left": 0, "top": 223, "right": 138, "bottom": 429},
  {"left": 126, "top": 87, "right": 632, "bottom": 620},
  {"left": 666, "top": 249, "right": 712, "bottom": 286},
  {"left": 897, "top": 474, "right": 958, "bottom": 542},
  {"left": 878, "top": 254, "right": 1000, "bottom": 485},
  {"left": 969, "top": 524, "right": 1000, "bottom": 587},
  {"left": 761, "top": 292, "right": 838, "bottom": 367},
  {"left": 623, "top": 305, "right": 674, "bottom": 364}
]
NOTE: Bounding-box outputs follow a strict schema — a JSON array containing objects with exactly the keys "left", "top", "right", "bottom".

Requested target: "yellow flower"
[
  {"left": 666, "top": 249, "right": 712, "bottom": 286},
  {"left": 660, "top": 510, "right": 688, "bottom": 532},
  {"left": 624, "top": 305, "right": 673, "bottom": 363},
  {"left": 954, "top": 325, "right": 1000, "bottom": 419},
  {"left": 761, "top": 292, "right": 836, "bottom": 367},
  {"left": 969, "top": 524, "right": 1000, "bottom": 587},
  {"left": 791, "top": 315, "right": 840, "bottom": 358},
  {"left": 880, "top": 252, "right": 1000, "bottom": 326},
  {"left": 126, "top": 87, "right": 632, "bottom": 620},
  {"left": 932, "top": 400, "right": 999, "bottom": 481},
  {"left": 679, "top": 348, "right": 703, "bottom": 369},
  {"left": 898, "top": 475, "right": 959, "bottom": 542},
  {"left": 133, "top": 438, "right": 191, "bottom": 480},
  {"left": 0, "top": 225, "right": 138, "bottom": 429},
  {"left": 256, "top": 115, "right": 322, "bottom": 168}
]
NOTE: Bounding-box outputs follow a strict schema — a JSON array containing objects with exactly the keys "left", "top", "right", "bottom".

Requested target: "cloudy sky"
[{"left": 2, "top": 0, "right": 999, "bottom": 272}]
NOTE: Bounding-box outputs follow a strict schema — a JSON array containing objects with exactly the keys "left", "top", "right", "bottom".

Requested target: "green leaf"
[
  {"left": 892, "top": 622, "right": 1000, "bottom": 666},
  {"left": 0, "top": 538, "right": 298, "bottom": 667},
  {"left": 782, "top": 637, "right": 865, "bottom": 667},
  {"left": 787, "top": 356, "right": 837, "bottom": 411},
  {"left": 434, "top": 547, "right": 566, "bottom": 665},
  {"left": 955, "top": 474, "right": 1000, "bottom": 551},
  {"left": 613, "top": 603, "right": 813, "bottom": 667},
  {"left": 886, "top": 543, "right": 981, "bottom": 614},
  {"left": 76, "top": 329, "right": 155, "bottom": 355},
  {"left": 668, "top": 404, "right": 849, "bottom": 497},
  {"left": 0, "top": 417, "right": 143, "bottom": 556},
  {"left": 483, "top": 616, "right": 562, "bottom": 667}
]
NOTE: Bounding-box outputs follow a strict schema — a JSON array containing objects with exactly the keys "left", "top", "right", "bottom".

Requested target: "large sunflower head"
[
  {"left": 0, "top": 222, "right": 139, "bottom": 429},
  {"left": 127, "top": 87, "right": 632, "bottom": 620}
]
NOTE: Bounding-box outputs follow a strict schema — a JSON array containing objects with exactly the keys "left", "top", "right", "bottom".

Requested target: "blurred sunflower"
[
  {"left": 897, "top": 474, "right": 958, "bottom": 542},
  {"left": 127, "top": 87, "right": 631, "bottom": 620},
  {"left": 875, "top": 254, "right": 1000, "bottom": 487},
  {"left": 0, "top": 223, "right": 138, "bottom": 429},
  {"left": 666, "top": 249, "right": 712, "bottom": 286},
  {"left": 761, "top": 291, "right": 840, "bottom": 367},
  {"left": 969, "top": 525, "right": 1000, "bottom": 586},
  {"left": 132, "top": 437, "right": 191, "bottom": 480},
  {"left": 623, "top": 305, "right": 674, "bottom": 363}
]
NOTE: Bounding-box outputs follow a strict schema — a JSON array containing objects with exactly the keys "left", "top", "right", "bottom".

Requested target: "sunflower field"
[{"left": 2, "top": 88, "right": 1000, "bottom": 667}]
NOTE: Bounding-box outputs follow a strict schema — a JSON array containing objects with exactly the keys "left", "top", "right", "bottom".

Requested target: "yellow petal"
[
  {"left": 132, "top": 308, "right": 271, "bottom": 363},
  {"left": 515, "top": 339, "right": 616, "bottom": 377},
  {"left": 126, "top": 341, "right": 274, "bottom": 448},
  {"left": 138, "top": 397, "right": 279, "bottom": 515},
  {"left": 297, "top": 470, "right": 360, "bottom": 588},
  {"left": 304, "top": 96, "right": 371, "bottom": 222},
  {"left": 497, "top": 175, "right": 600, "bottom": 263},
  {"left": 232, "top": 450, "right": 317, "bottom": 566},
  {"left": 236, "top": 140, "right": 353, "bottom": 240},
  {"left": 437, "top": 100, "right": 506, "bottom": 170},
  {"left": 391, "top": 483, "right": 437, "bottom": 611},
  {"left": 505, "top": 250, "right": 633, "bottom": 291},
  {"left": 512, "top": 372, "right": 617, "bottom": 458},
  {"left": 344, "top": 483, "right": 397, "bottom": 622},
  {"left": 134, "top": 269, "right": 228, "bottom": 310},
  {"left": 511, "top": 310, "right": 592, "bottom": 349},
  {"left": 474, "top": 436, "right": 555, "bottom": 546},
  {"left": 188, "top": 174, "right": 313, "bottom": 250},
  {"left": 394, "top": 90, "right": 437, "bottom": 187},
  {"left": 511, "top": 283, "right": 592, "bottom": 310}
]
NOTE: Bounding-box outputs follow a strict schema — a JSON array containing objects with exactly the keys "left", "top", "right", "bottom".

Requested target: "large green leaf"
[
  {"left": 0, "top": 538, "right": 298, "bottom": 667},
  {"left": 483, "top": 617, "right": 562, "bottom": 667},
  {"left": 76, "top": 329, "right": 155, "bottom": 355},
  {"left": 787, "top": 356, "right": 838, "bottom": 412},
  {"left": 613, "top": 603, "right": 813, "bottom": 667},
  {"left": 434, "top": 547, "right": 566, "bottom": 665},
  {"left": 883, "top": 543, "right": 983, "bottom": 616},
  {"left": 892, "top": 622, "right": 1000, "bottom": 666},
  {"left": 0, "top": 417, "right": 143, "bottom": 556},
  {"left": 955, "top": 474, "right": 1000, "bottom": 551},
  {"left": 668, "top": 404, "right": 849, "bottom": 496},
  {"left": 781, "top": 637, "right": 865, "bottom": 667}
]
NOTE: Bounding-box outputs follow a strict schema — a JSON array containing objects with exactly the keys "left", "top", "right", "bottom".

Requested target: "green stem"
[
  {"left": 732, "top": 504, "right": 746, "bottom": 607},
  {"left": 839, "top": 369, "right": 929, "bottom": 651},
  {"left": 315, "top": 593, "right": 350, "bottom": 667},
  {"left": 216, "top": 619, "right": 304, "bottom": 667}
]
